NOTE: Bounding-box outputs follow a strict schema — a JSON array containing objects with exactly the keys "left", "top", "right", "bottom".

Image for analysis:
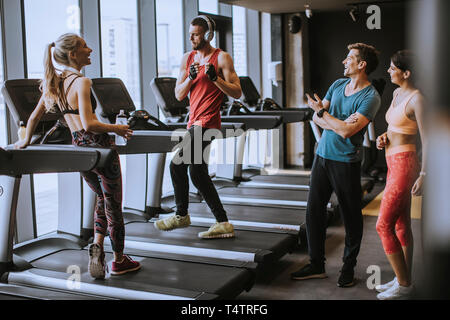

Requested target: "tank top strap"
[
  {"left": 209, "top": 48, "right": 221, "bottom": 67},
  {"left": 402, "top": 90, "right": 419, "bottom": 121},
  {"left": 64, "top": 74, "right": 82, "bottom": 96},
  {"left": 57, "top": 80, "right": 70, "bottom": 113},
  {"left": 57, "top": 73, "right": 81, "bottom": 113},
  {"left": 402, "top": 90, "right": 420, "bottom": 111},
  {"left": 186, "top": 51, "right": 197, "bottom": 69}
]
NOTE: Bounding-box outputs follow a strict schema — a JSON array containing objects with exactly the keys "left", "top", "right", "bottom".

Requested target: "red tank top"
[{"left": 186, "top": 49, "right": 224, "bottom": 129}]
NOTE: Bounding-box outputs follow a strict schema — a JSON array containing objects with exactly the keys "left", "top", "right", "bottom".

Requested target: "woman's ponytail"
[
  {"left": 40, "top": 42, "right": 60, "bottom": 112},
  {"left": 39, "top": 34, "right": 82, "bottom": 112}
]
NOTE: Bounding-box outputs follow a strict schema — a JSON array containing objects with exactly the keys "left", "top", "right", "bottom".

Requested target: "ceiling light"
[
  {"left": 305, "top": 4, "right": 312, "bottom": 19},
  {"left": 349, "top": 5, "right": 360, "bottom": 22}
]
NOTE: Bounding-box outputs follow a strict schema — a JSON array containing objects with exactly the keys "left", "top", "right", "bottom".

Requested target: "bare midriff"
[{"left": 385, "top": 130, "right": 416, "bottom": 156}]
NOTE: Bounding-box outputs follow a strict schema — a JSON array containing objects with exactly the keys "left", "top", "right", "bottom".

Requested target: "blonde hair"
[{"left": 40, "top": 33, "right": 83, "bottom": 112}]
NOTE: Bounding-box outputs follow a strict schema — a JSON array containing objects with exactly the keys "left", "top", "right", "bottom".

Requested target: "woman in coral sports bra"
[{"left": 375, "top": 50, "right": 426, "bottom": 300}]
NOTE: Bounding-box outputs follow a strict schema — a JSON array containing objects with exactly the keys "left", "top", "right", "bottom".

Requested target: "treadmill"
[
  {"left": 0, "top": 145, "right": 257, "bottom": 300},
  {"left": 149, "top": 78, "right": 336, "bottom": 237},
  {"left": 233, "top": 76, "right": 313, "bottom": 187},
  {"left": 215, "top": 104, "right": 325, "bottom": 209},
  {"left": 88, "top": 78, "right": 299, "bottom": 265},
  {"left": 150, "top": 77, "right": 335, "bottom": 211}
]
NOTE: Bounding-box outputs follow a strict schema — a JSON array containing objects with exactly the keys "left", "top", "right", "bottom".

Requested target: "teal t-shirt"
[{"left": 316, "top": 78, "right": 381, "bottom": 163}]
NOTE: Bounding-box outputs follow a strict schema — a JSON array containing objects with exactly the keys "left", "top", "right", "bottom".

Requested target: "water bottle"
[
  {"left": 18, "top": 121, "right": 26, "bottom": 140},
  {"left": 115, "top": 110, "right": 128, "bottom": 146}
]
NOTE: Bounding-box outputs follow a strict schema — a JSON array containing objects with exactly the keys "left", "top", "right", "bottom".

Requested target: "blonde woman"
[{"left": 15, "top": 33, "right": 140, "bottom": 279}]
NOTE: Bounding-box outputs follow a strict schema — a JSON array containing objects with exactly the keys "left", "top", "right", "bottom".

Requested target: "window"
[
  {"left": 198, "top": 0, "right": 219, "bottom": 49},
  {"left": 24, "top": 0, "right": 81, "bottom": 236},
  {"left": 25, "top": 0, "right": 80, "bottom": 79},
  {"left": 0, "top": 16, "right": 6, "bottom": 148},
  {"left": 100, "top": 0, "right": 141, "bottom": 105},
  {"left": 199, "top": 0, "right": 218, "bottom": 14},
  {"left": 156, "top": 0, "right": 183, "bottom": 77},
  {"left": 232, "top": 6, "right": 247, "bottom": 76}
]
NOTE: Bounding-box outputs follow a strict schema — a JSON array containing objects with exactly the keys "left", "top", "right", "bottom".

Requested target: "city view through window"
[
  {"left": 0, "top": 16, "right": 5, "bottom": 148},
  {"left": 100, "top": 0, "right": 141, "bottom": 105},
  {"left": 24, "top": 0, "right": 81, "bottom": 236},
  {"left": 156, "top": 0, "right": 183, "bottom": 77}
]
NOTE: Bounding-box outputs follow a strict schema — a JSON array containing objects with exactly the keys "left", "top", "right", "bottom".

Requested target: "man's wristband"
[
  {"left": 419, "top": 171, "right": 426, "bottom": 176},
  {"left": 317, "top": 108, "right": 326, "bottom": 118}
]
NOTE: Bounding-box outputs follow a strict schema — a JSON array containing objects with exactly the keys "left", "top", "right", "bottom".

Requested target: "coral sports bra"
[{"left": 385, "top": 89, "right": 419, "bottom": 135}]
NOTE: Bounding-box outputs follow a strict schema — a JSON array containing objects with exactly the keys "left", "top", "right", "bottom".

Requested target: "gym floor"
[{"left": 236, "top": 181, "right": 424, "bottom": 300}]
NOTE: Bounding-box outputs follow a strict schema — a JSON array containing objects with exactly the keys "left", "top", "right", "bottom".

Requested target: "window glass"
[
  {"left": 0, "top": 16, "right": 6, "bottom": 147},
  {"left": 100, "top": 0, "right": 141, "bottom": 105},
  {"left": 25, "top": 0, "right": 80, "bottom": 79},
  {"left": 233, "top": 6, "right": 247, "bottom": 76},
  {"left": 199, "top": 0, "right": 218, "bottom": 14},
  {"left": 156, "top": 0, "right": 183, "bottom": 77},
  {"left": 24, "top": 0, "right": 80, "bottom": 236}
]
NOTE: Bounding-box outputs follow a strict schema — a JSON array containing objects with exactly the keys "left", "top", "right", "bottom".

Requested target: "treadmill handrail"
[
  {"left": 113, "top": 130, "right": 186, "bottom": 154},
  {"left": 222, "top": 115, "right": 282, "bottom": 130},
  {"left": 251, "top": 109, "right": 313, "bottom": 123},
  {"left": 1, "top": 145, "right": 113, "bottom": 176}
]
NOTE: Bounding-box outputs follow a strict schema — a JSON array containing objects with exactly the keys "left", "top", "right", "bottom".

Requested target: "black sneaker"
[
  {"left": 337, "top": 268, "right": 355, "bottom": 287},
  {"left": 291, "top": 264, "right": 327, "bottom": 280}
]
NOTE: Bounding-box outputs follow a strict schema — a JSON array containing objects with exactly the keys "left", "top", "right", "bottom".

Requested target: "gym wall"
[{"left": 306, "top": 2, "right": 408, "bottom": 169}]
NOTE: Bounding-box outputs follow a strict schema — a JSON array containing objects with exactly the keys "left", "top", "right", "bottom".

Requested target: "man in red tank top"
[{"left": 155, "top": 16, "right": 242, "bottom": 239}]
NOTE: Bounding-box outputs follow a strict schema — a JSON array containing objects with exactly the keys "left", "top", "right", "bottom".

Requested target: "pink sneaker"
[{"left": 111, "top": 255, "right": 141, "bottom": 275}]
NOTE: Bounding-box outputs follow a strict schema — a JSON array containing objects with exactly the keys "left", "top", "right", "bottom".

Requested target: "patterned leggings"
[
  {"left": 72, "top": 130, "right": 125, "bottom": 253},
  {"left": 376, "top": 151, "right": 419, "bottom": 255}
]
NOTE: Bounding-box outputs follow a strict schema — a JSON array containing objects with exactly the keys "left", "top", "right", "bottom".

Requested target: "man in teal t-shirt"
[{"left": 291, "top": 43, "right": 381, "bottom": 288}]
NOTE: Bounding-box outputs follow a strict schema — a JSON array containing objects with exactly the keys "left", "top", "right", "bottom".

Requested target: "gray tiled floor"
[{"left": 236, "top": 215, "right": 422, "bottom": 300}]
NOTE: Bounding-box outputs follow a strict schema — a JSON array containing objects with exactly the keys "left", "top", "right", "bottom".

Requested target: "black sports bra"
[{"left": 58, "top": 73, "right": 97, "bottom": 115}]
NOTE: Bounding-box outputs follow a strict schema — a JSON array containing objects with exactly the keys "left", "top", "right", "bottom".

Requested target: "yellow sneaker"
[
  {"left": 198, "top": 222, "right": 235, "bottom": 239},
  {"left": 154, "top": 214, "right": 191, "bottom": 231}
]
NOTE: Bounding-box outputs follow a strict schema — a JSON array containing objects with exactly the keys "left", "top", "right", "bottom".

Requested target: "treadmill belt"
[
  {"left": 218, "top": 187, "right": 309, "bottom": 201},
  {"left": 247, "top": 174, "right": 310, "bottom": 186},
  {"left": 32, "top": 249, "right": 252, "bottom": 299},
  {"left": 125, "top": 222, "right": 296, "bottom": 259},
  {"left": 188, "top": 203, "right": 305, "bottom": 226}
]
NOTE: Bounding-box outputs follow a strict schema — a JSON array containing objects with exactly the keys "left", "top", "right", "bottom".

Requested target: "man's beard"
[{"left": 193, "top": 39, "right": 207, "bottom": 50}]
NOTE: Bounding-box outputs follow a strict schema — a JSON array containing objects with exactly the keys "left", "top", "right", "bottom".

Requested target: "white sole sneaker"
[
  {"left": 377, "top": 283, "right": 414, "bottom": 300},
  {"left": 199, "top": 232, "right": 235, "bottom": 239},
  {"left": 111, "top": 265, "right": 142, "bottom": 276},
  {"left": 88, "top": 243, "right": 105, "bottom": 279},
  {"left": 154, "top": 215, "right": 191, "bottom": 231},
  {"left": 375, "top": 277, "right": 397, "bottom": 293}
]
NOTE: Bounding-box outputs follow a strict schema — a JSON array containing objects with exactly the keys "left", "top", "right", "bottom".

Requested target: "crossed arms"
[{"left": 307, "top": 93, "right": 370, "bottom": 139}]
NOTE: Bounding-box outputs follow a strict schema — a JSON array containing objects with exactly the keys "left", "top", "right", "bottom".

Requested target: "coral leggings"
[{"left": 376, "top": 149, "right": 419, "bottom": 255}]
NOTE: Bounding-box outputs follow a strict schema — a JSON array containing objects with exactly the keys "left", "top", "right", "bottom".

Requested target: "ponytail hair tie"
[{"left": 51, "top": 42, "right": 55, "bottom": 47}]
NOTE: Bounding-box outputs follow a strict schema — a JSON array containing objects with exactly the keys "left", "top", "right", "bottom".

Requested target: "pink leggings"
[{"left": 376, "top": 150, "right": 419, "bottom": 255}]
